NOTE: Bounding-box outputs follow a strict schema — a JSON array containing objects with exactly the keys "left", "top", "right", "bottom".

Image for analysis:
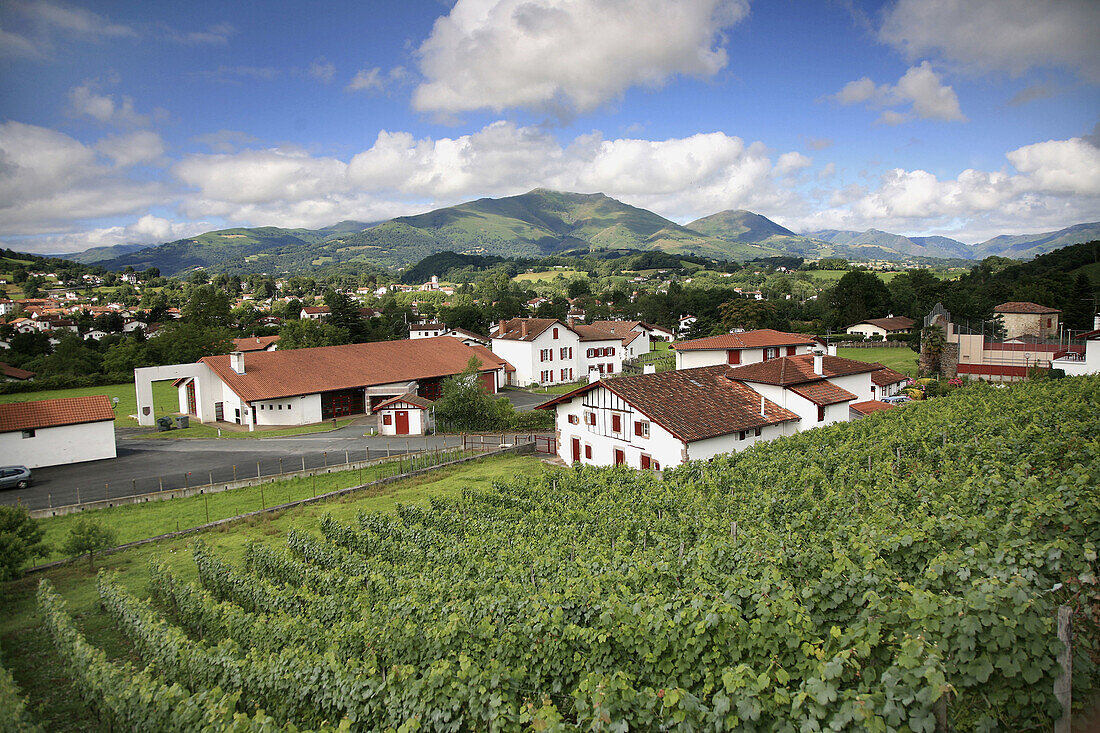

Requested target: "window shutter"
[
  {"left": 634, "top": 421, "right": 642, "bottom": 436},
  {"left": 787, "top": 346, "right": 796, "bottom": 356},
  {"left": 612, "top": 414, "right": 621, "bottom": 432},
  {"left": 728, "top": 350, "right": 741, "bottom": 365}
]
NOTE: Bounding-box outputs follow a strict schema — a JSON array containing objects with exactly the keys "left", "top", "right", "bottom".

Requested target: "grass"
[
  {"left": 141, "top": 416, "right": 356, "bottom": 439},
  {"left": 837, "top": 346, "right": 919, "bottom": 376},
  {"left": 802, "top": 268, "right": 966, "bottom": 285},
  {"left": 513, "top": 269, "right": 582, "bottom": 282},
  {"left": 0, "top": 453, "right": 555, "bottom": 732}
]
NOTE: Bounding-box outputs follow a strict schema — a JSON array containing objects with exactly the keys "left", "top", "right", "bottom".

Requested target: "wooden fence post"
[{"left": 1055, "top": 605, "right": 1073, "bottom": 733}]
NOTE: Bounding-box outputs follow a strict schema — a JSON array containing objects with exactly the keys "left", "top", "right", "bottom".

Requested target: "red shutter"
[
  {"left": 634, "top": 421, "right": 643, "bottom": 436},
  {"left": 553, "top": 328, "right": 559, "bottom": 338},
  {"left": 614, "top": 449, "right": 625, "bottom": 465},
  {"left": 817, "top": 405, "right": 825, "bottom": 422},
  {"left": 640, "top": 454, "right": 651, "bottom": 469},
  {"left": 612, "top": 414, "right": 621, "bottom": 432},
  {"left": 728, "top": 349, "right": 741, "bottom": 365},
  {"left": 585, "top": 444, "right": 592, "bottom": 459},
  {"left": 787, "top": 346, "right": 796, "bottom": 356}
]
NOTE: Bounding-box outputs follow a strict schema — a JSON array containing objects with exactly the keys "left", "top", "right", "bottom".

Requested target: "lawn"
[
  {"left": 802, "top": 268, "right": 965, "bottom": 285},
  {"left": 513, "top": 269, "right": 582, "bottom": 282},
  {"left": 837, "top": 346, "right": 919, "bottom": 376},
  {"left": 0, "top": 452, "right": 555, "bottom": 732}
]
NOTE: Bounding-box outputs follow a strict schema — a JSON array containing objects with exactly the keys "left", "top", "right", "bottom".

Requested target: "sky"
[{"left": 0, "top": 0, "right": 1098, "bottom": 255}]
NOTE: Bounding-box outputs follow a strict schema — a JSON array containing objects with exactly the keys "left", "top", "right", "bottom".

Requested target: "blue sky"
[{"left": 1, "top": 0, "right": 1098, "bottom": 254}]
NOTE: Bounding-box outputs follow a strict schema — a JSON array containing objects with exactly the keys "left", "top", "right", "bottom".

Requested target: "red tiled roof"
[
  {"left": 536, "top": 365, "right": 800, "bottom": 443},
  {"left": 790, "top": 380, "right": 857, "bottom": 406},
  {"left": 0, "top": 395, "right": 114, "bottom": 432},
  {"left": 410, "top": 322, "right": 445, "bottom": 330},
  {"left": 301, "top": 306, "right": 330, "bottom": 314},
  {"left": 0, "top": 362, "right": 35, "bottom": 380},
  {"left": 375, "top": 392, "right": 434, "bottom": 410},
  {"left": 852, "top": 316, "right": 916, "bottom": 331},
  {"left": 850, "top": 400, "right": 895, "bottom": 416},
  {"left": 572, "top": 323, "right": 642, "bottom": 344},
  {"left": 673, "top": 329, "right": 817, "bottom": 351},
  {"left": 201, "top": 336, "right": 508, "bottom": 403},
  {"left": 232, "top": 335, "right": 280, "bottom": 352},
  {"left": 493, "top": 318, "right": 561, "bottom": 342},
  {"left": 869, "top": 364, "right": 909, "bottom": 386},
  {"left": 994, "top": 301, "right": 1061, "bottom": 314},
  {"left": 725, "top": 354, "right": 878, "bottom": 386}
]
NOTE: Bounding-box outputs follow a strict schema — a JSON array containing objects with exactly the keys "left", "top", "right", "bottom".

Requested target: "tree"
[
  {"left": 102, "top": 338, "right": 155, "bottom": 374},
  {"left": 433, "top": 357, "right": 515, "bottom": 431},
  {"left": 277, "top": 319, "right": 349, "bottom": 349},
  {"left": 152, "top": 323, "right": 234, "bottom": 364},
  {"left": 62, "top": 518, "right": 117, "bottom": 571},
  {"left": 921, "top": 324, "right": 947, "bottom": 374},
  {"left": 0, "top": 505, "right": 48, "bottom": 581},
  {"left": 182, "top": 286, "right": 232, "bottom": 329},
  {"left": 323, "top": 289, "right": 365, "bottom": 341},
  {"left": 826, "top": 270, "right": 891, "bottom": 330},
  {"left": 718, "top": 298, "right": 781, "bottom": 331},
  {"left": 567, "top": 278, "right": 591, "bottom": 298}
]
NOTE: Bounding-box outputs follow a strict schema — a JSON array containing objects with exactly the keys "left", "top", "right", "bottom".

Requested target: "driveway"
[
  {"left": 1, "top": 422, "right": 544, "bottom": 511},
  {"left": 500, "top": 387, "right": 559, "bottom": 411}
]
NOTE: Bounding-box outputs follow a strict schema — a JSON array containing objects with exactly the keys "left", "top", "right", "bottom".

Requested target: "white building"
[
  {"left": 1052, "top": 327, "right": 1100, "bottom": 376},
  {"left": 673, "top": 329, "right": 817, "bottom": 370},
  {"left": 409, "top": 322, "right": 447, "bottom": 339},
  {"left": 845, "top": 316, "right": 916, "bottom": 341},
  {"left": 134, "top": 337, "right": 512, "bottom": 431},
  {"left": 376, "top": 393, "right": 434, "bottom": 435},
  {"left": 678, "top": 315, "right": 696, "bottom": 334},
  {"left": 538, "top": 366, "right": 801, "bottom": 470},
  {"left": 0, "top": 395, "right": 117, "bottom": 468},
  {"left": 300, "top": 306, "right": 330, "bottom": 320},
  {"left": 491, "top": 318, "right": 623, "bottom": 386}
]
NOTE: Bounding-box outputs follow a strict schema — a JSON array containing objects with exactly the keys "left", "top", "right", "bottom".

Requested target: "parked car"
[
  {"left": 0, "top": 465, "right": 32, "bottom": 490},
  {"left": 881, "top": 395, "right": 911, "bottom": 404}
]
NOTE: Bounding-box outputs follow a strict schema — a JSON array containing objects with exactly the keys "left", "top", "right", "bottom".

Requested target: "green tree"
[
  {"left": 718, "top": 298, "right": 781, "bottom": 331},
  {"left": 152, "top": 323, "right": 234, "bottom": 364},
  {"left": 323, "top": 289, "right": 365, "bottom": 341},
  {"left": 102, "top": 338, "right": 155, "bottom": 374},
  {"left": 277, "top": 319, "right": 349, "bottom": 349},
  {"left": 24, "top": 333, "right": 102, "bottom": 376},
  {"left": 826, "top": 270, "right": 891, "bottom": 330},
  {"left": 62, "top": 518, "right": 117, "bottom": 571},
  {"left": 433, "top": 357, "right": 515, "bottom": 431},
  {"left": 0, "top": 505, "right": 48, "bottom": 581},
  {"left": 182, "top": 286, "right": 232, "bottom": 329}
]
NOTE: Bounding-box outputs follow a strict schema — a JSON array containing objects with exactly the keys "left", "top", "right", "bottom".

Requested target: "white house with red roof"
[
  {"left": 845, "top": 315, "right": 916, "bottom": 341},
  {"left": 491, "top": 318, "right": 623, "bottom": 386},
  {"left": 0, "top": 395, "right": 117, "bottom": 468},
  {"left": 134, "top": 337, "right": 512, "bottom": 431},
  {"left": 376, "top": 393, "right": 434, "bottom": 435},
  {"left": 673, "top": 329, "right": 817, "bottom": 370},
  {"left": 409, "top": 322, "right": 447, "bottom": 339},
  {"left": 231, "top": 336, "right": 280, "bottom": 352}
]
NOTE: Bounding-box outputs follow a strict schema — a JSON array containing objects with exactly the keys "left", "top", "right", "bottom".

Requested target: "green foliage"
[
  {"left": 432, "top": 358, "right": 515, "bottom": 431},
  {"left": 277, "top": 318, "right": 349, "bottom": 349},
  {"left": 827, "top": 269, "right": 892, "bottom": 329},
  {"left": 62, "top": 518, "right": 118, "bottom": 570},
  {"left": 0, "top": 646, "right": 44, "bottom": 732},
  {"left": 0, "top": 505, "right": 48, "bottom": 581},
  {"left": 718, "top": 298, "right": 783, "bottom": 331}
]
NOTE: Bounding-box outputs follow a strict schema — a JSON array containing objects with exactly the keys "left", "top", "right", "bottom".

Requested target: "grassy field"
[
  {"left": 513, "top": 269, "right": 582, "bottom": 282},
  {"left": 0, "top": 453, "right": 554, "bottom": 732},
  {"left": 837, "top": 345, "right": 919, "bottom": 376},
  {"left": 803, "top": 268, "right": 966, "bottom": 285}
]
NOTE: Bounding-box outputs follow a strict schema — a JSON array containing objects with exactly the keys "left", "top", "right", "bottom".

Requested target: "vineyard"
[{"left": 22, "top": 376, "right": 1100, "bottom": 730}]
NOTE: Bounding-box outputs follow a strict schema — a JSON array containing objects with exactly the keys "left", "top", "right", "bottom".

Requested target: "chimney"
[
  {"left": 230, "top": 351, "right": 245, "bottom": 375},
  {"left": 588, "top": 369, "right": 601, "bottom": 383},
  {"left": 812, "top": 349, "right": 824, "bottom": 376},
  {"left": 760, "top": 395, "right": 766, "bottom": 417},
  {"left": 498, "top": 319, "right": 505, "bottom": 336},
  {"left": 520, "top": 320, "right": 528, "bottom": 337}
]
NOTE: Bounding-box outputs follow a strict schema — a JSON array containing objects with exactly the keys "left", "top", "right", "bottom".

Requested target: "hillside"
[
  {"left": 804, "top": 228, "right": 973, "bottom": 260},
  {"left": 974, "top": 221, "right": 1100, "bottom": 260},
  {"left": 69, "top": 243, "right": 152, "bottom": 264},
  {"left": 686, "top": 209, "right": 822, "bottom": 256}
]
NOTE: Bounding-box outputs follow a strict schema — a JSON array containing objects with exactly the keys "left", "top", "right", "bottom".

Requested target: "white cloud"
[
  {"left": 775, "top": 151, "right": 812, "bottom": 176},
  {"left": 346, "top": 67, "right": 383, "bottom": 93},
  {"left": 17, "top": 0, "right": 136, "bottom": 39},
  {"left": 96, "top": 130, "right": 166, "bottom": 167},
  {"left": 191, "top": 130, "right": 260, "bottom": 154},
  {"left": 309, "top": 57, "right": 336, "bottom": 84},
  {"left": 68, "top": 78, "right": 151, "bottom": 127},
  {"left": 14, "top": 215, "right": 210, "bottom": 255},
  {"left": 880, "top": 0, "right": 1100, "bottom": 82},
  {"left": 177, "top": 22, "right": 234, "bottom": 45},
  {"left": 0, "top": 121, "right": 168, "bottom": 237},
  {"left": 832, "top": 62, "right": 964, "bottom": 123},
  {"left": 412, "top": 0, "right": 749, "bottom": 114},
  {"left": 1006, "top": 137, "right": 1100, "bottom": 195},
  {"left": 0, "top": 23, "right": 41, "bottom": 58}
]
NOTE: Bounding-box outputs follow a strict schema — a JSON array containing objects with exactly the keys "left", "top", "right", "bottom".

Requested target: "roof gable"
[
  {"left": 994, "top": 301, "right": 1061, "bottom": 314},
  {"left": 0, "top": 395, "right": 114, "bottom": 432}
]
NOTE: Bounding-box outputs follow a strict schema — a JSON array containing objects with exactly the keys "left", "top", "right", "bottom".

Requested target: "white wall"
[
  {"left": 380, "top": 406, "right": 428, "bottom": 435},
  {"left": 1, "top": 420, "right": 116, "bottom": 468},
  {"left": 675, "top": 343, "right": 812, "bottom": 370},
  {"left": 1054, "top": 339, "right": 1100, "bottom": 376},
  {"left": 846, "top": 324, "right": 887, "bottom": 340},
  {"left": 685, "top": 421, "right": 798, "bottom": 462},
  {"left": 493, "top": 325, "right": 582, "bottom": 386},
  {"left": 253, "top": 394, "right": 322, "bottom": 426}
]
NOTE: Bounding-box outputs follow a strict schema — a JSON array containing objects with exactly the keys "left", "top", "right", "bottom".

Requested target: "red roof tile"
[
  {"left": 375, "top": 392, "right": 434, "bottom": 410},
  {"left": 852, "top": 316, "right": 916, "bottom": 331},
  {"left": 673, "top": 329, "right": 817, "bottom": 351},
  {"left": 850, "top": 400, "right": 895, "bottom": 416},
  {"left": 725, "top": 354, "right": 877, "bottom": 386},
  {"left": 201, "top": 337, "right": 510, "bottom": 403},
  {"left": 493, "top": 318, "right": 562, "bottom": 342},
  {"left": 870, "top": 364, "right": 909, "bottom": 386},
  {"left": 537, "top": 365, "right": 800, "bottom": 443},
  {"left": 790, "top": 380, "right": 858, "bottom": 406},
  {"left": 0, "top": 395, "right": 114, "bottom": 432},
  {"left": 231, "top": 335, "right": 280, "bottom": 352},
  {"left": 0, "top": 362, "right": 35, "bottom": 380},
  {"left": 994, "top": 301, "right": 1061, "bottom": 314}
]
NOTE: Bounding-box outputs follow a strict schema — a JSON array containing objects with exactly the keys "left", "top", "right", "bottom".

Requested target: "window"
[
  {"left": 764, "top": 347, "right": 779, "bottom": 360},
  {"left": 634, "top": 420, "right": 650, "bottom": 438},
  {"left": 606, "top": 363, "right": 613, "bottom": 373},
  {"left": 553, "top": 327, "right": 559, "bottom": 339},
  {"left": 739, "top": 430, "right": 747, "bottom": 440},
  {"left": 585, "top": 411, "right": 596, "bottom": 425},
  {"left": 278, "top": 404, "right": 282, "bottom": 410},
  {"left": 21, "top": 429, "right": 35, "bottom": 439},
  {"left": 640, "top": 454, "right": 651, "bottom": 470},
  {"left": 560, "top": 369, "right": 569, "bottom": 381},
  {"left": 560, "top": 347, "right": 569, "bottom": 360},
  {"left": 614, "top": 448, "right": 625, "bottom": 465},
  {"left": 787, "top": 346, "right": 796, "bottom": 356},
  {"left": 609, "top": 347, "right": 615, "bottom": 356},
  {"left": 1046, "top": 318, "right": 1052, "bottom": 328},
  {"left": 383, "top": 414, "right": 392, "bottom": 425},
  {"left": 541, "top": 370, "right": 552, "bottom": 383},
  {"left": 754, "top": 427, "right": 762, "bottom": 437},
  {"left": 540, "top": 348, "right": 553, "bottom": 362},
  {"left": 586, "top": 348, "right": 595, "bottom": 358},
  {"left": 287, "top": 404, "right": 292, "bottom": 410},
  {"left": 652, "top": 460, "right": 661, "bottom": 471},
  {"left": 611, "top": 413, "right": 622, "bottom": 433},
  {"left": 817, "top": 405, "right": 825, "bottom": 422},
  {"left": 568, "top": 414, "right": 579, "bottom": 424},
  {"left": 585, "top": 444, "right": 592, "bottom": 459},
  {"left": 727, "top": 349, "right": 741, "bottom": 365}
]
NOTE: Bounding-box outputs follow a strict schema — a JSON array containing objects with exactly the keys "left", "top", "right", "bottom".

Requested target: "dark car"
[{"left": 0, "top": 466, "right": 32, "bottom": 490}]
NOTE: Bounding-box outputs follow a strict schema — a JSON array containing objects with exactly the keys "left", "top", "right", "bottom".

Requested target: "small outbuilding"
[
  {"left": 0, "top": 394, "right": 117, "bottom": 468},
  {"left": 376, "top": 393, "right": 434, "bottom": 435}
]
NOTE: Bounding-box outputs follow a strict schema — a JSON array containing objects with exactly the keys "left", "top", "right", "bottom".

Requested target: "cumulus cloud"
[
  {"left": 832, "top": 62, "right": 965, "bottom": 123},
  {"left": 412, "top": 0, "right": 749, "bottom": 114},
  {"left": 11, "top": 215, "right": 210, "bottom": 255},
  {"left": 68, "top": 77, "right": 151, "bottom": 127},
  {"left": 0, "top": 121, "right": 168, "bottom": 237},
  {"left": 96, "top": 130, "right": 166, "bottom": 167},
  {"left": 880, "top": 0, "right": 1100, "bottom": 82}
]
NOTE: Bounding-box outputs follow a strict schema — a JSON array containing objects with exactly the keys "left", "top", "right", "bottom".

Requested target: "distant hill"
[
  {"left": 804, "top": 228, "right": 973, "bottom": 260},
  {"left": 69, "top": 243, "right": 152, "bottom": 264},
  {"left": 686, "top": 210, "right": 822, "bottom": 256},
  {"left": 974, "top": 221, "right": 1100, "bottom": 260}
]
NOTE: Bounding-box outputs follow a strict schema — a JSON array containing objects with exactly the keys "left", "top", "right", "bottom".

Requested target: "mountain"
[
  {"left": 803, "top": 228, "right": 973, "bottom": 260},
  {"left": 69, "top": 243, "right": 153, "bottom": 264},
  {"left": 974, "top": 222, "right": 1100, "bottom": 260},
  {"left": 685, "top": 210, "right": 822, "bottom": 256}
]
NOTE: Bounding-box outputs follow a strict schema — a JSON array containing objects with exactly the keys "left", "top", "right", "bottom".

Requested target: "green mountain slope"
[
  {"left": 804, "top": 228, "right": 975, "bottom": 260},
  {"left": 69, "top": 243, "right": 153, "bottom": 264},
  {"left": 686, "top": 210, "right": 823, "bottom": 256},
  {"left": 974, "top": 221, "right": 1100, "bottom": 260}
]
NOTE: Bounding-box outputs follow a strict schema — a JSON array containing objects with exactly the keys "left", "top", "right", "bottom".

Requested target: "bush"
[
  {"left": 0, "top": 373, "right": 132, "bottom": 395},
  {"left": 512, "top": 410, "right": 555, "bottom": 431},
  {"left": 62, "top": 518, "right": 118, "bottom": 571},
  {"left": 0, "top": 505, "right": 48, "bottom": 580}
]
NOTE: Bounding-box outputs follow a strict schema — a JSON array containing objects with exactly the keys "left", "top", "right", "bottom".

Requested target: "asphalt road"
[{"left": 1, "top": 422, "right": 546, "bottom": 511}]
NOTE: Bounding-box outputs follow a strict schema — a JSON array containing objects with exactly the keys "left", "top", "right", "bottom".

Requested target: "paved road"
[{"left": 2, "top": 422, "right": 546, "bottom": 511}]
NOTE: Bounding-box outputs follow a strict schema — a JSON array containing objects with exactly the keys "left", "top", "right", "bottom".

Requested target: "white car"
[{"left": 881, "top": 395, "right": 911, "bottom": 404}]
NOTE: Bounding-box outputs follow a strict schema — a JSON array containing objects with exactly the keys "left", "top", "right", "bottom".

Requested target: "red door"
[
  {"left": 571, "top": 438, "right": 581, "bottom": 463},
  {"left": 186, "top": 381, "right": 197, "bottom": 415},
  {"left": 614, "top": 448, "right": 625, "bottom": 465},
  {"left": 395, "top": 410, "right": 410, "bottom": 435}
]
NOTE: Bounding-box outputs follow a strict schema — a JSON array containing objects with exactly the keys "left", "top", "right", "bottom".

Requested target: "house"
[
  {"left": 537, "top": 366, "right": 801, "bottom": 469},
  {"left": 678, "top": 315, "right": 696, "bottom": 334},
  {"left": 258, "top": 315, "right": 283, "bottom": 327},
  {"left": 121, "top": 319, "right": 146, "bottom": 333},
  {"left": 845, "top": 315, "right": 916, "bottom": 341},
  {"left": 409, "top": 322, "right": 448, "bottom": 339},
  {"left": 591, "top": 320, "right": 674, "bottom": 345},
  {"left": 994, "top": 302, "right": 1060, "bottom": 340},
  {"left": 491, "top": 318, "right": 624, "bottom": 386},
  {"left": 444, "top": 327, "right": 490, "bottom": 348},
  {"left": 231, "top": 336, "right": 280, "bottom": 352},
  {"left": 0, "top": 298, "right": 14, "bottom": 316},
  {"left": 583, "top": 321, "right": 652, "bottom": 359},
  {"left": 83, "top": 329, "right": 110, "bottom": 342},
  {"left": 1052, "top": 325, "right": 1100, "bottom": 376},
  {"left": 0, "top": 362, "right": 35, "bottom": 381},
  {"left": 849, "top": 400, "right": 896, "bottom": 420},
  {"left": 136, "top": 336, "right": 512, "bottom": 431},
  {"left": 376, "top": 393, "right": 434, "bottom": 435},
  {"left": 869, "top": 364, "right": 911, "bottom": 399},
  {"left": 673, "top": 329, "right": 817, "bottom": 370},
  {"left": 0, "top": 395, "right": 117, "bottom": 468},
  {"left": 300, "top": 306, "right": 330, "bottom": 320},
  {"left": 723, "top": 353, "right": 878, "bottom": 428}
]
